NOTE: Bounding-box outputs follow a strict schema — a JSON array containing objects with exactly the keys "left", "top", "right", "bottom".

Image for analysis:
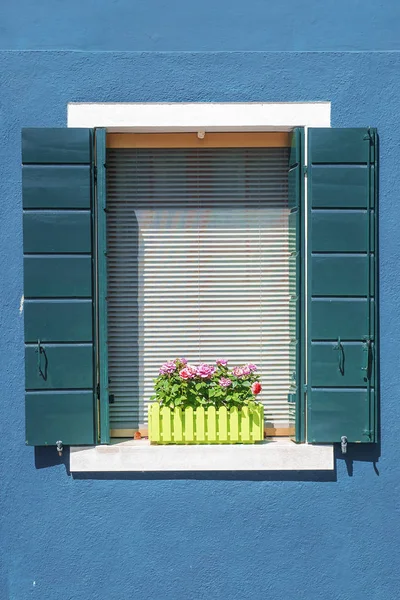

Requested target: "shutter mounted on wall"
[
  {"left": 22, "top": 128, "right": 96, "bottom": 446},
  {"left": 306, "top": 128, "right": 378, "bottom": 443},
  {"left": 288, "top": 128, "right": 304, "bottom": 441}
]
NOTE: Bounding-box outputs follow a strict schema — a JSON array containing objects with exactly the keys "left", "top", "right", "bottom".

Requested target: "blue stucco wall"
[
  {"left": 2, "top": 0, "right": 400, "bottom": 51},
  {"left": 2, "top": 3, "right": 400, "bottom": 598}
]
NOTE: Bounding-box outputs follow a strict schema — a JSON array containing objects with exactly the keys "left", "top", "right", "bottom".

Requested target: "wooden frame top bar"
[{"left": 107, "top": 132, "right": 291, "bottom": 149}]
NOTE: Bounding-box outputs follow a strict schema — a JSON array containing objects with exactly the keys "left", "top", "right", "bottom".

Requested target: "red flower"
[{"left": 251, "top": 382, "right": 262, "bottom": 395}]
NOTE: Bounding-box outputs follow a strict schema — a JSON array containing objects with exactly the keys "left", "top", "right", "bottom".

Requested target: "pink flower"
[
  {"left": 179, "top": 367, "right": 195, "bottom": 380},
  {"left": 232, "top": 364, "right": 257, "bottom": 377},
  {"left": 219, "top": 377, "right": 232, "bottom": 388},
  {"left": 216, "top": 358, "right": 228, "bottom": 366},
  {"left": 159, "top": 361, "right": 177, "bottom": 375},
  {"left": 196, "top": 363, "right": 216, "bottom": 379},
  {"left": 178, "top": 358, "right": 188, "bottom": 365},
  {"left": 251, "top": 382, "right": 262, "bottom": 395},
  {"left": 232, "top": 366, "right": 244, "bottom": 377}
]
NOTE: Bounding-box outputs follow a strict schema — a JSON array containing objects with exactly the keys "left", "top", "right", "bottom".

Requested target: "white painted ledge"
[
  {"left": 67, "top": 102, "right": 331, "bottom": 132},
  {"left": 70, "top": 439, "right": 334, "bottom": 472}
]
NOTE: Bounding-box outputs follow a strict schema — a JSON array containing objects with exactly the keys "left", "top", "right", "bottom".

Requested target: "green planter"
[{"left": 148, "top": 402, "right": 264, "bottom": 444}]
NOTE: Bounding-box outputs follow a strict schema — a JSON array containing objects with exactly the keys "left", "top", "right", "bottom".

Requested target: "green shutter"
[
  {"left": 22, "top": 128, "right": 96, "bottom": 446},
  {"left": 95, "top": 129, "right": 110, "bottom": 444},
  {"left": 306, "top": 128, "right": 378, "bottom": 444},
  {"left": 288, "top": 128, "right": 305, "bottom": 441}
]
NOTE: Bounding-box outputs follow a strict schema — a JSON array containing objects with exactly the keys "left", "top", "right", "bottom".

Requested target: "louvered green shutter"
[
  {"left": 306, "top": 128, "right": 378, "bottom": 443},
  {"left": 288, "top": 128, "right": 304, "bottom": 441},
  {"left": 22, "top": 128, "right": 96, "bottom": 446}
]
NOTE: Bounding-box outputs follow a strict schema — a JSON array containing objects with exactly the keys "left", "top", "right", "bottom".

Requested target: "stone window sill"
[{"left": 69, "top": 439, "right": 334, "bottom": 472}]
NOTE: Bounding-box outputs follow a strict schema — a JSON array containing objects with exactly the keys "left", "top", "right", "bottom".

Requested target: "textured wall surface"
[
  {"left": 1, "top": 4, "right": 400, "bottom": 597},
  {"left": 1, "top": 0, "right": 400, "bottom": 51}
]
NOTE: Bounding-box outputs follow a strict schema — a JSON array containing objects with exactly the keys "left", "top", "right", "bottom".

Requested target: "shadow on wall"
[
  {"left": 34, "top": 443, "right": 381, "bottom": 482},
  {"left": 336, "top": 443, "right": 380, "bottom": 477}
]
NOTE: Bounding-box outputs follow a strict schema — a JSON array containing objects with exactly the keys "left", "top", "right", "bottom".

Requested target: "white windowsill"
[{"left": 69, "top": 439, "right": 334, "bottom": 472}]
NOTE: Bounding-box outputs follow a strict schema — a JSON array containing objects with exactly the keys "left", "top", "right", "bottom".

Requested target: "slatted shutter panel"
[
  {"left": 306, "top": 128, "right": 378, "bottom": 443},
  {"left": 22, "top": 128, "right": 96, "bottom": 446},
  {"left": 288, "top": 128, "right": 304, "bottom": 441},
  {"left": 106, "top": 146, "right": 294, "bottom": 433}
]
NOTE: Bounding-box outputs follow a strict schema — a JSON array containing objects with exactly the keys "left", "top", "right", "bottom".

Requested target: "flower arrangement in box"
[{"left": 148, "top": 358, "right": 264, "bottom": 444}]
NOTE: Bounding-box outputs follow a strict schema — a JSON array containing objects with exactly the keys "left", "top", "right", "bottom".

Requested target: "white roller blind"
[{"left": 106, "top": 147, "right": 292, "bottom": 431}]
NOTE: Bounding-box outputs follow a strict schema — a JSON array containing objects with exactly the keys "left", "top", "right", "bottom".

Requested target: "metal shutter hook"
[
  {"left": 333, "top": 337, "right": 345, "bottom": 376},
  {"left": 37, "top": 339, "right": 48, "bottom": 381}
]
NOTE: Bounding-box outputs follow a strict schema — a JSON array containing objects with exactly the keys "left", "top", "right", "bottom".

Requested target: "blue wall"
[
  {"left": 2, "top": 0, "right": 400, "bottom": 51},
  {"left": 2, "top": 4, "right": 400, "bottom": 599}
]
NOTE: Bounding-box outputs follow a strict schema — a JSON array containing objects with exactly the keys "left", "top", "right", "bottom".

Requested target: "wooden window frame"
[
  {"left": 106, "top": 132, "right": 291, "bottom": 149},
  {"left": 106, "top": 131, "right": 293, "bottom": 438}
]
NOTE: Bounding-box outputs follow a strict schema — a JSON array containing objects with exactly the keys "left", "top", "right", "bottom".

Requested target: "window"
[
  {"left": 21, "top": 107, "right": 378, "bottom": 470},
  {"left": 105, "top": 134, "right": 293, "bottom": 437}
]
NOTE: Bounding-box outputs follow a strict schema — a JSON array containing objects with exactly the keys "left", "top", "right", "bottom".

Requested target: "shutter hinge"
[
  {"left": 303, "top": 165, "right": 308, "bottom": 176},
  {"left": 93, "top": 165, "right": 97, "bottom": 184},
  {"left": 96, "top": 383, "right": 100, "bottom": 400},
  {"left": 363, "top": 128, "right": 374, "bottom": 144}
]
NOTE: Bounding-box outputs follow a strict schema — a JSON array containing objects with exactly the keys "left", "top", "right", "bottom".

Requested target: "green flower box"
[{"left": 148, "top": 402, "right": 264, "bottom": 444}]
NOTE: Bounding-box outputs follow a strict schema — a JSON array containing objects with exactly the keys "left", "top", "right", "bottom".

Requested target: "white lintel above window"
[{"left": 67, "top": 101, "right": 331, "bottom": 132}]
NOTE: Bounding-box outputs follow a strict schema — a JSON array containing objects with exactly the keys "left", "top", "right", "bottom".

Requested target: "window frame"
[
  {"left": 67, "top": 102, "right": 335, "bottom": 471},
  {"left": 103, "top": 131, "right": 295, "bottom": 439}
]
